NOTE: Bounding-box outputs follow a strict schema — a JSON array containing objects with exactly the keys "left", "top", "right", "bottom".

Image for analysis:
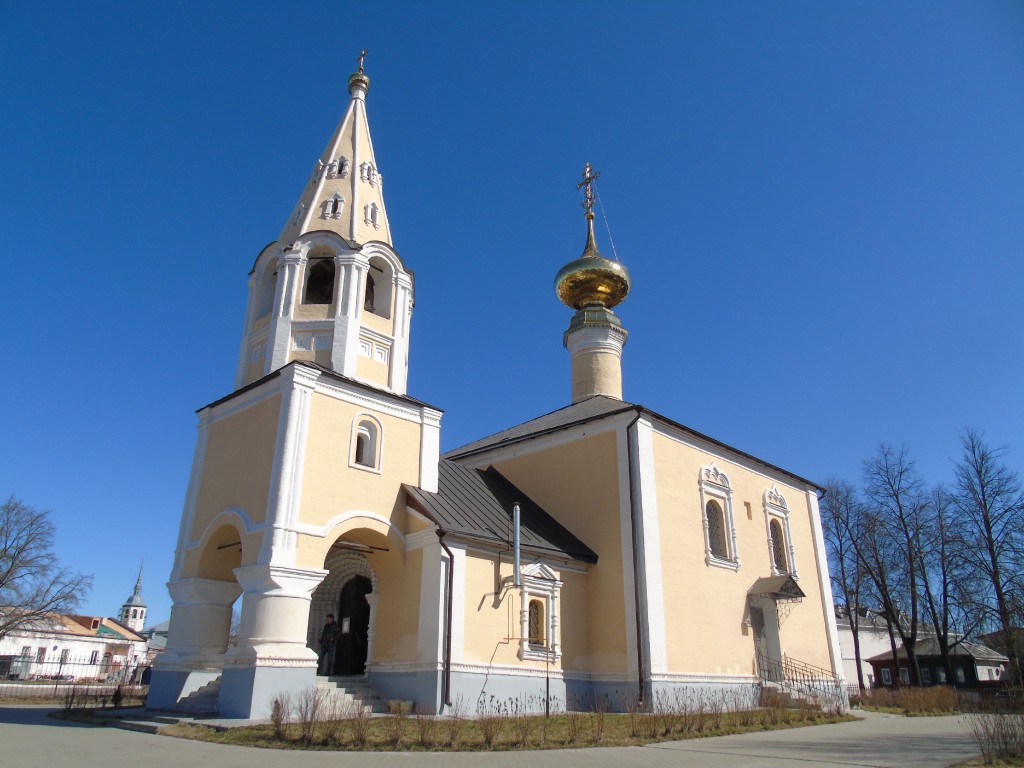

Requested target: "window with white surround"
[
  {"left": 698, "top": 464, "right": 739, "bottom": 570},
  {"left": 364, "top": 202, "right": 381, "bottom": 230},
  {"left": 763, "top": 485, "right": 798, "bottom": 578},
  {"left": 882, "top": 668, "right": 892, "bottom": 685},
  {"left": 900, "top": 667, "right": 910, "bottom": 685},
  {"left": 329, "top": 156, "right": 350, "bottom": 178},
  {"left": 322, "top": 193, "right": 345, "bottom": 219},
  {"left": 359, "top": 161, "right": 379, "bottom": 187},
  {"left": 518, "top": 563, "right": 562, "bottom": 662},
  {"left": 350, "top": 415, "right": 382, "bottom": 472}
]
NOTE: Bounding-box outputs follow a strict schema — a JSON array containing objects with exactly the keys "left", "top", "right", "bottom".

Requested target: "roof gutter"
[
  {"left": 436, "top": 529, "right": 454, "bottom": 709},
  {"left": 625, "top": 406, "right": 646, "bottom": 708}
]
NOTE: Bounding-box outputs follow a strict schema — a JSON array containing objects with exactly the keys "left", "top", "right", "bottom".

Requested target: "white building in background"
[
  {"left": 834, "top": 606, "right": 899, "bottom": 689},
  {"left": 0, "top": 613, "right": 148, "bottom": 681}
]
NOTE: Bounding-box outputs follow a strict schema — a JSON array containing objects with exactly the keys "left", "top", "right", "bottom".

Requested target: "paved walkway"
[{"left": 0, "top": 705, "right": 981, "bottom": 768}]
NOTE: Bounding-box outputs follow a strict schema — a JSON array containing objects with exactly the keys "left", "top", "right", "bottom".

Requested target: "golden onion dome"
[{"left": 555, "top": 210, "right": 631, "bottom": 310}]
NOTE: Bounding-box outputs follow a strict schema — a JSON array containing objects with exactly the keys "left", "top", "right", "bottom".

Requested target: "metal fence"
[{"left": 0, "top": 655, "right": 149, "bottom": 705}]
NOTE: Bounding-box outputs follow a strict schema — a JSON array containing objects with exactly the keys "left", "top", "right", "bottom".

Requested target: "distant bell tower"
[
  {"left": 236, "top": 51, "right": 414, "bottom": 395},
  {"left": 119, "top": 563, "right": 147, "bottom": 632},
  {"left": 554, "top": 163, "right": 631, "bottom": 402}
]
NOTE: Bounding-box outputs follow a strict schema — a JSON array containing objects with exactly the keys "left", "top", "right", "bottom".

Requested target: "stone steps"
[{"left": 316, "top": 675, "right": 386, "bottom": 714}]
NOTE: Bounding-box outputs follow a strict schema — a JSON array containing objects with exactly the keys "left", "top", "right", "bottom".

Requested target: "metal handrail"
[{"left": 756, "top": 649, "right": 846, "bottom": 712}]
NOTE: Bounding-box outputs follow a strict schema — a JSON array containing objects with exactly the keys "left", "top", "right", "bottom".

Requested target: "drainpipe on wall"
[
  {"left": 625, "top": 407, "right": 646, "bottom": 708},
  {"left": 436, "top": 530, "right": 454, "bottom": 708}
]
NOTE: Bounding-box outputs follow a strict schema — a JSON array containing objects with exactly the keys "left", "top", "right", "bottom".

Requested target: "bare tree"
[
  {"left": 952, "top": 430, "right": 1024, "bottom": 684},
  {"left": 821, "top": 479, "right": 869, "bottom": 691},
  {"left": 0, "top": 496, "right": 92, "bottom": 639},
  {"left": 860, "top": 444, "right": 928, "bottom": 685}
]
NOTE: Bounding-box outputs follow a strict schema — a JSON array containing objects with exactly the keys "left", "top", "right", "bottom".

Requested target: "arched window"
[
  {"left": 698, "top": 464, "right": 739, "bottom": 570},
  {"left": 705, "top": 500, "right": 728, "bottom": 559},
  {"left": 763, "top": 485, "right": 798, "bottom": 578},
  {"left": 528, "top": 599, "right": 545, "bottom": 646},
  {"left": 362, "top": 256, "right": 394, "bottom": 318},
  {"left": 304, "top": 259, "right": 335, "bottom": 304},
  {"left": 770, "top": 519, "right": 788, "bottom": 573},
  {"left": 351, "top": 417, "right": 381, "bottom": 470}
]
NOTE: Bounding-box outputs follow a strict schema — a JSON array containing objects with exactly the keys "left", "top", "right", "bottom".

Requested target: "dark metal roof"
[
  {"left": 445, "top": 395, "right": 821, "bottom": 491},
  {"left": 199, "top": 360, "right": 442, "bottom": 414},
  {"left": 748, "top": 575, "right": 806, "bottom": 600},
  {"left": 404, "top": 461, "right": 598, "bottom": 563},
  {"left": 444, "top": 396, "right": 634, "bottom": 457},
  {"left": 866, "top": 637, "right": 1009, "bottom": 664}
]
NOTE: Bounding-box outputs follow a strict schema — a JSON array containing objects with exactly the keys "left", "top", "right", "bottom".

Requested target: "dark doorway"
[{"left": 334, "top": 575, "right": 372, "bottom": 675}]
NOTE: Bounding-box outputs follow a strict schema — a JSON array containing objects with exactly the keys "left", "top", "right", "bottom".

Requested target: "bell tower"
[
  {"left": 554, "top": 164, "right": 631, "bottom": 402},
  {"left": 118, "top": 563, "right": 147, "bottom": 633},
  {"left": 236, "top": 52, "right": 414, "bottom": 395}
]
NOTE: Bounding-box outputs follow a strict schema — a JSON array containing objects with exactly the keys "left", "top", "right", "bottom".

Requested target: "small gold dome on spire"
[
  {"left": 348, "top": 49, "right": 370, "bottom": 94},
  {"left": 554, "top": 163, "right": 631, "bottom": 310}
]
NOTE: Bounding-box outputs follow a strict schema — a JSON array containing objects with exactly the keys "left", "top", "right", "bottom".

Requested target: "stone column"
[
  {"left": 218, "top": 563, "right": 327, "bottom": 718},
  {"left": 148, "top": 577, "right": 242, "bottom": 710}
]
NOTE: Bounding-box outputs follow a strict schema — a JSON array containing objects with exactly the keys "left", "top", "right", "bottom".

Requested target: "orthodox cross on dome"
[
  {"left": 576, "top": 162, "right": 601, "bottom": 214},
  {"left": 357, "top": 49, "right": 368, "bottom": 74}
]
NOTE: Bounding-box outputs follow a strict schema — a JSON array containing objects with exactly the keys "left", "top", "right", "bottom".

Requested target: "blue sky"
[{"left": 2, "top": 1, "right": 1022, "bottom": 625}]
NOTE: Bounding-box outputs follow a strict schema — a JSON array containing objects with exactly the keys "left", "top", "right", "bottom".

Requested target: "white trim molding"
[
  {"left": 698, "top": 464, "right": 741, "bottom": 571},
  {"left": 517, "top": 563, "right": 562, "bottom": 663},
  {"left": 763, "top": 485, "right": 798, "bottom": 579}
]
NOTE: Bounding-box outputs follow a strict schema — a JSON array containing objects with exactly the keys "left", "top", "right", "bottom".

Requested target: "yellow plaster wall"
[
  {"left": 571, "top": 349, "right": 623, "bottom": 401},
  {"left": 459, "top": 553, "right": 586, "bottom": 671},
  {"left": 294, "top": 303, "right": 333, "bottom": 320},
  {"left": 190, "top": 394, "right": 280, "bottom": 541},
  {"left": 370, "top": 547, "right": 422, "bottom": 663},
  {"left": 355, "top": 354, "right": 389, "bottom": 388},
  {"left": 487, "top": 431, "right": 626, "bottom": 673},
  {"left": 360, "top": 310, "right": 392, "bottom": 335},
  {"left": 292, "top": 392, "right": 423, "bottom": 569},
  {"left": 651, "top": 431, "right": 832, "bottom": 673}
]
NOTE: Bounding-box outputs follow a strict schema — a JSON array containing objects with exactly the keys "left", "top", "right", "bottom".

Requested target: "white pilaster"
[
  {"left": 807, "top": 489, "right": 847, "bottom": 687},
  {"left": 267, "top": 251, "right": 305, "bottom": 374},
  {"left": 260, "top": 365, "right": 318, "bottom": 566}
]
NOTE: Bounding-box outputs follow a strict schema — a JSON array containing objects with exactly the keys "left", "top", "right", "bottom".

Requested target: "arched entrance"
[
  {"left": 308, "top": 550, "right": 377, "bottom": 676},
  {"left": 336, "top": 575, "right": 372, "bottom": 675}
]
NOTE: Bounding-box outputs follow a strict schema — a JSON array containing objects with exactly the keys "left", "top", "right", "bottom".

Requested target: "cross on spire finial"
[
  {"left": 357, "top": 49, "right": 368, "bottom": 74},
  {"left": 576, "top": 162, "right": 601, "bottom": 215}
]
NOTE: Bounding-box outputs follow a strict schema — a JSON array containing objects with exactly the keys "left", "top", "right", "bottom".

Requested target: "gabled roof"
[
  {"left": 445, "top": 396, "right": 634, "bottom": 457},
  {"left": 445, "top": 395, "right": 820, "bottom": 490},
  {"left": 866, "top": 637, "right": 1009, "bottom": 664},
  {"left": 404, "top": 461, "right": 597, "bottom": 564}
]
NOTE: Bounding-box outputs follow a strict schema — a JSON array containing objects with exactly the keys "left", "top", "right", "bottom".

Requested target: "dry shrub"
[
  {"left": 384, "top": 708, "right": 406, "bottom": 748},
  {"left": 510, "top": 696, "right": 536, "bottom": 747},
  {"left": 270, "top": 691, "right": 292, "bottom": 740},
  {"left": 414, "top": 702, "right": 434, "bottom": 747},
  {"left": 477, "top": 695, "right": 506, "bottom": 749},
  {"left": 565, "top": 695, "right": 583, "bottom": 744},
  {"left": 444, "top": 696, "right": 466, "bottom": 747},
  {"left": 588, "top": 693, "right": 608, "bottom": 743},
  {"left": 322, "top": 699, "right": 347, "bottom": 746},
  {"left": 965, "top": 700, "right": 1024, "bottom": 764},
  {"left": 350, "top": 698, "right": 372, "bottom": 746},
  {"left": 295, "top": 686, "right": 326, "bottom": 744}
]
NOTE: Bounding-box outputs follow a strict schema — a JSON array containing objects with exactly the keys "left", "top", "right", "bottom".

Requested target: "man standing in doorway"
[{"left": 318, "top": 614, "right": 340, "bottom": 676}]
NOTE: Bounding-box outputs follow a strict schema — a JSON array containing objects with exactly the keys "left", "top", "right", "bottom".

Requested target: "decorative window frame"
[
  {"left": 763, "top": 485, "right": 798, "bottom": 579},
  {"left": 364, "top": 202, "right": 381, "bottom": 230},
  {"left": 698, "top": 464, "right": 740, "bottom": 571},
  {"left": 329, "top": 156, "right": 350, "bottom": 178},
  {"left": 322, "top": 193, "right": 345, "bottom": 219},
  {"left": 517, "top": 563, "right": 562, "bottom": 663},
  {"left": 349, "top": 414, "right": 383, "bottom": 474}
]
